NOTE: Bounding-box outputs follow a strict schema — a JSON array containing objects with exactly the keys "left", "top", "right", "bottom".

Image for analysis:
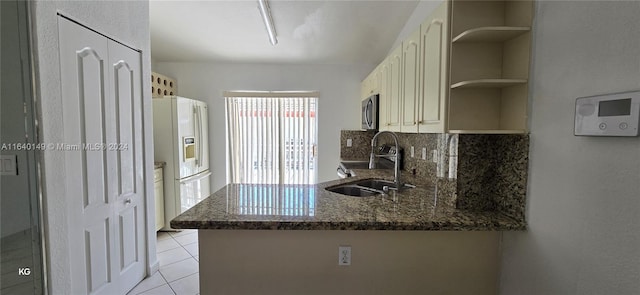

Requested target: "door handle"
[
  {"left": 197, "top": 105, "right": 203, "bottom": 168},
  {"left": 194, "top": 105, "right": 199, "bottom": 166},
  {"left": 365, "top": 99, "right": 372, "bottom": 127}
]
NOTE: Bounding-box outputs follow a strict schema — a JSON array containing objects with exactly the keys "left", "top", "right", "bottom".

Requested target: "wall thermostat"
[{"left": 574, "top": 90, "right": 640, "bottom": 136}]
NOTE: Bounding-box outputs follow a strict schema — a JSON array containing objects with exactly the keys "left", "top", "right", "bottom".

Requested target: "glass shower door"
[{"left": 1, "top": 0, "right": 45, "bottom": 294}]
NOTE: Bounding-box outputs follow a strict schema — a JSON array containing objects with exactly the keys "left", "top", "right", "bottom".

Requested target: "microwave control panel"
[{"left": 575, "top": 91, "right": 640, "bottom": 136}]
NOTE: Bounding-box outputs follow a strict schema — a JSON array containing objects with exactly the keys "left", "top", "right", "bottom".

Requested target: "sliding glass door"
[{"left": 225, "top": 93, "right": 318, "bottom": 185}]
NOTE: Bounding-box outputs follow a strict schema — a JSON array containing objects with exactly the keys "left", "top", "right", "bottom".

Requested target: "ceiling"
[{"left": 150, "top": 0, "right": 419, "bottom": 65}]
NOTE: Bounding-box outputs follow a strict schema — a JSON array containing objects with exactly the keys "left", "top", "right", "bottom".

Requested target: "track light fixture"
[{"left": 258, "top": 0, "right": 278, "bottom": 45}]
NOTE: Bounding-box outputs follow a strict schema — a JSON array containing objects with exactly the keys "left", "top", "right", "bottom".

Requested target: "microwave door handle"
[
  {"left": 364, "top": 101, "right": 370, "bottom": 128},
  {"left": 367, "top": 99, "right": 373, "bottom": 127}
]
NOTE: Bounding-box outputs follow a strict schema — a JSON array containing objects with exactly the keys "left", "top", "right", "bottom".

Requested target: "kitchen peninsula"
[{"left": 172, "top": 168, "right": 524, "bottom": 295}]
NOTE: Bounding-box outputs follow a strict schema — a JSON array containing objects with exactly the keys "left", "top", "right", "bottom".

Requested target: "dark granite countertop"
[{"left": 171, "top": 168, "right": 525, "bottom": 231}]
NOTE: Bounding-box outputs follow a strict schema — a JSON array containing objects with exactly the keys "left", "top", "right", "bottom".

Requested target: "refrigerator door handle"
[
  {"left": 193, "top": 104, "right": 200, "bottom": 166},
  {"left": 197, "top": 105, "right": 203, "bottom": 168},
  {"left": 180, "top": 171, "right": 212, "bottom": 184}
]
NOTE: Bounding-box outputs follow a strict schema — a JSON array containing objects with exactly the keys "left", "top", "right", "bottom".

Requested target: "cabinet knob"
[{"left": 125, "top": 198, "right": 132, "bottom": 204}]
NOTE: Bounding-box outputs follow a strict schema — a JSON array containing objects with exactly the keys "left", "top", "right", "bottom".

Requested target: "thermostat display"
[
  {"left": 575, "top": 91, "right": 640, "bottom": 136},
  {"left": 598, "top": 98, "right": 631, "bottom": 117}
]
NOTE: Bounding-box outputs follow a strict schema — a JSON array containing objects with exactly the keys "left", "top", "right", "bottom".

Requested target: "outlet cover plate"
[{"left": 338, "top": 246, "right": 351, "bottom": 266}]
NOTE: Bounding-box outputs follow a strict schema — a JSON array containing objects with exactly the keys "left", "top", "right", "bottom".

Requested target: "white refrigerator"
[{"left": 153, "top": 96, "right": 211, "bottom": 230}]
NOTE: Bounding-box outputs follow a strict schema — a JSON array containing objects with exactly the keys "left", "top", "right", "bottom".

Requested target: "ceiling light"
[{"left": 257, "top": 0, "right": 278, "bottom": 45}]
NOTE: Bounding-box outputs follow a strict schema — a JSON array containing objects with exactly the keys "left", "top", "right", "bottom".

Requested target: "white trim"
[{"left": 223, "top": 91, "right": 320, "bottom": 98}]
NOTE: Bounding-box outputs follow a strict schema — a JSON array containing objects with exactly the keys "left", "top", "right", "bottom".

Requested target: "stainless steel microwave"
[{"left": 362, "top": 94, "right": 379, "bottom": 130}]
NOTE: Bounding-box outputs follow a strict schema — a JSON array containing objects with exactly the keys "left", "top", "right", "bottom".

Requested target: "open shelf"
[
  {"left": 452, "top": 26, "right": 530, "bottom": 43},
  {"left": 446, "top": 0, "right": 533, "bottom": 134},
  {"left": 448, "top": 129, "right": 527, "bottom": 134},
  {"left": 451, "top": 79, "right": 527, "bottom": 89}
]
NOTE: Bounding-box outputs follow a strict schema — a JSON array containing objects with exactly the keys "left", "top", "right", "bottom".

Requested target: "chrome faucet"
[{"left": 369, "top": 131, "right": 402, "bottom": 189}]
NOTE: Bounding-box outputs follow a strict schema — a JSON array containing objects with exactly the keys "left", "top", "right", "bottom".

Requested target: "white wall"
[
  {"left": 500, "top": 1, "right": 640, "bottom": 294},
  {"left": 155, "top": 62, "right": 370, "bottom": 190},
  {"left": 30, "top": 1, "right": 156, "bottom": 293}
]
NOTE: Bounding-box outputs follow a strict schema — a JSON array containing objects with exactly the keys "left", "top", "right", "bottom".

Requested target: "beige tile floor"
[{"left": 128, "top": 230, "right": 199, "bottom": 295}]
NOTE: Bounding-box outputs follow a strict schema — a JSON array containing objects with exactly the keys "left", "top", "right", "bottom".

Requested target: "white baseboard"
[{"left": 148, "top": 260, "right": 160, "bottom": 275}]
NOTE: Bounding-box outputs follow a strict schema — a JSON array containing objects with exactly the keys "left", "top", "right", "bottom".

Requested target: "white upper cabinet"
[
  {"left": 359, "top": 0, "right": 533, "bottom": 134},
  {"left": 401, "top": 29, "right": 421, "bottom": 133},
  {"left": 387, "top": 45, "right": 403, "bottom": 132},
  {"left": 417, "top": 2, "right": 449, "bottom": 133},
  {"left": 360, "top": 73, "right": 370, "bottom": 100},
  {"left": 377, "top": 59, "right": 390, "bottom": 131},
  {"left": 360, "top": 67, "right": 379, "bottom": 100}
]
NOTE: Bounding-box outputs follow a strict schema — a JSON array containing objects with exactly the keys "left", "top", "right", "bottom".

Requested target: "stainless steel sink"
[
  {"left": 340, "top": 160, "right": 393, "bottom": 170},
  {"left": 352, "top": 179, "right": 415, "bottom": 191},
  {"left": 325, "top": 185, "right": 380, "bottom": 197},
  {"left": 326, "top": 178, "right": 414, "bottom": 197}
]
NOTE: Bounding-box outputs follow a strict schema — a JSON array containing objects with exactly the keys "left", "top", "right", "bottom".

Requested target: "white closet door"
[
  {"left": 58, "top": 17, "right": 145, "bottom": 295},
  {"left": 107, "top": 38, "right": 146, "bottom": 294}
]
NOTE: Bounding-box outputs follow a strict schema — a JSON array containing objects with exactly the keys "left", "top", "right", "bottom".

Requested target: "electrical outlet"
[
  {"left": 338, "top": 246, "right": 351, "bottom": 266},
  {"left": 432, "top": 150, "right": 438, "bottom": 163},
  {"left": 410, "top": 146, "right": 415, "bottom": 158},
  {"left": 346, "top": 139, "right": 353, "bottom": 147},
  {"left": 421, "top": 148, "right": 427, "bottom": 160}
]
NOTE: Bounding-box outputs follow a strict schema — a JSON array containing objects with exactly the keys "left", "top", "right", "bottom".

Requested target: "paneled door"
[
  {"left": 418, "top": 2, "right": 448, "bottom": 133},
  {"left": 58, "top": 17, "right": 145, "bottom": 295},
  {"left": 401, "top": 29, "right": 420, "bottom": 133},
  {"left": 108, "top": 32, "right": 146, "bottom": 295},
  {"left": 387, "top": 45, "right": 403, "bottom": 132}
]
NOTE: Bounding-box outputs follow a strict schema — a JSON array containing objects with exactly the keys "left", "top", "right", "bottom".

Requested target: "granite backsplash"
[
  {"left": 339, "top": 130, "right": 377, "bottom": 160},
  {"left": 455, "top": 134, "right": 529, "bottom": 220},
  {"left": 339, "top": 130, "right": 529, "bottom": 221}
]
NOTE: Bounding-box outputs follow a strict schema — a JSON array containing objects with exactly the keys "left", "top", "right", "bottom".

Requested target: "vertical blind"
[{"left": 225, "top": 93, "right": 318, "bottom": 185}]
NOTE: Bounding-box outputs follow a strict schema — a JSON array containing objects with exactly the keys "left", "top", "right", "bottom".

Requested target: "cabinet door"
[
  {"left": 360, "top": 76, "right": 369, "bottom": 100},
  {"left": 154, "top": 173, "right": 165, "bottom": 231},
  {"left": 373, "top": 63, "right": 383, "bottom": 96},
  {"left": 387, "top": 45, "right": 403, "bottom": 132},
  {"left": 360, "top": 70, "right": 377, "bottom": 100},
  {"left": 401, "top": 29, "right": 420, "bottom": 133},
  {"left": 360, "top": 76, "right": 371, "bottom": 100},
  {"left": 418, "top": 2, "right": 449, "bottom": 133},
  {"left": 368, "top": 70, "right": 378, "bottom": 97},
  {"left": 377, "top": 58, "right": 390, "bottom": 131}
]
